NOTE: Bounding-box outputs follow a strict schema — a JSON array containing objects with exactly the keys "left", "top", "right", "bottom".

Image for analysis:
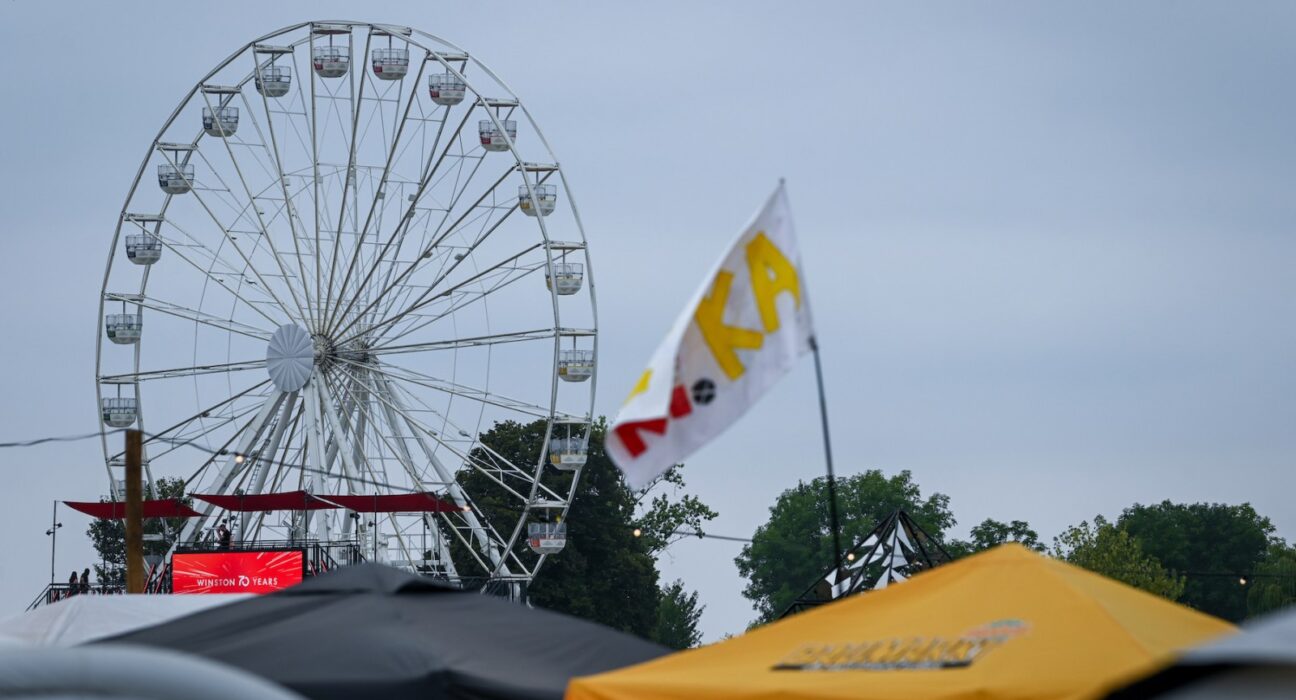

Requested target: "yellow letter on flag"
[
  {"left": 694, "top": 271, "right": 765, "bottom": 381},
  {"left": 746, "top": 231, "right": 802, "bottom": 333}
]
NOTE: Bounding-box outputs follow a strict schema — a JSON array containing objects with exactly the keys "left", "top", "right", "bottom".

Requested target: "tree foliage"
[
  {"left": 734, "top": 470, "right": 955, "bottom": 624},
  {"left": 633, "top": 466, "right": 718, "bottom": 554},
  {"left": 947, "top": 518, "right": 1043, "bottom": 558},
  {"left": 654, "top": 579, "right": 705, "bottom": 650},
  {"left": 87, "top": 477, "right": 189, "bottom": 584},
  {"left": 1052, "top": 516, "right": 1185, "bottom": 600},
  {"left": 1247, "top": 543, "right": 1296, "bottom": 618},
  {"left": 453, "top": 418, "right": 713, "bottom": 642},
  {"left": 1118, "top": 501, "right": 1276, "bottom": 622}
]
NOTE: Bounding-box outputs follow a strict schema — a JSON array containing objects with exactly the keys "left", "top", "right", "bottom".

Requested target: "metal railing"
[
  {"left": 176, "top": 538, "right": 365, "bottom": 576},
  {"left": 27, "top": 582, "right": 126, "bottom": 611}
]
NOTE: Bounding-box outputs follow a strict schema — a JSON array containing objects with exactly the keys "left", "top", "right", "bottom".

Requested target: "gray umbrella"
[
  {"left": 99, "top": 564, "right": 667, "bottom": 700},
  {"left": 1106, "top": 606, "right": 1296, "bottom": 699}
]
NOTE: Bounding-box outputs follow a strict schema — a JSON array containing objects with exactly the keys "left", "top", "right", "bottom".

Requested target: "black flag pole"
[
  {"left": 782, "top": 177, "right": 844, "bottom": 576},
  {"left": 809, "top": 335, "right": 844, "bottom": 575}
]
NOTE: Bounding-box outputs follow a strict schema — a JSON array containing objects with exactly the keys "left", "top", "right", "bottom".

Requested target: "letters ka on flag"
[{"left": 608, "top": 182, "right": 813, "bottom": 489}]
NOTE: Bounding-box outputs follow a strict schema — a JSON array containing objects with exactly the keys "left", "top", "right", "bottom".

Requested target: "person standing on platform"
[
  {"left": 217, "top": 520, "right": 232, "bottom": 550},
  {"left": 67, "top": 570, "right": 79, "bottom": 597},
  {"left": 80, "top": 568, "right": 90, "bottom": 594}
]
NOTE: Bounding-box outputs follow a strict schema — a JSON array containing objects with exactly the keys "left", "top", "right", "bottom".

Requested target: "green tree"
[
  {"left": 734, "top": 470, "right": 955, "bottom": 624},
  {"left": 1052, "top": 516, "right": 1185, "bottom": 600},
  {"left": 654, "top": 579, "right": 704, "bottom": 650},
  {"left": 1118, "top": 501, "right": 1275, "bottom": 622},
  {"left": 947, "top": 518, "right": 1043, "bottom": 558},
  {"left": 1246, "top": 543, "right": 1296, "bottom": 618},
  {"left": 88, "top": 477, "right": 190, "bottom": 584},
  {"left": 633, "top": 467, "right": 718, "bottom": 554},
  {"left": 454, "top": 418, "right": 715, "bottom": 639}
]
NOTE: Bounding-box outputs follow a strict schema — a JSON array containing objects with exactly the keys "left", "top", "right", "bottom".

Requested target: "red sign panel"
[{"left": 171, "top": 550, "right": 304, "bottom": 594}]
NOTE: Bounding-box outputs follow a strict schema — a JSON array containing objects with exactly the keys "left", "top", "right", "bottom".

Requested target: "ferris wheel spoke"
[
  {"left": 242, "top": 72, "right": 320, "bottom": 331},
  {"left": 385, "top": 375, "right": 552, "bottom": 491},
  {"left": 330, "top": 188, "right": 519, "bottom": 344},
  {"left": 330, "top": 363, "right": 477, "bottom": 487},
  {"left": 373, "top": 404, "right": 528, "bottom": 580},
  {"left": 320, "top": 369, "right": 407, "bottom": 505},
  {"left": 322, "top": 104, "right": 484, "bottom": 337},
  {"left": 365, "top": 165, "right": 553, "bottom": 331},
  {"left": 250, "top": 400, "right": 304, "bottom": 539},
  {"left": 196, "top": 91, "right": 312, "bottom": 326},
  {"left": 306, "top": 32, "right": 326, "bottom": 337},
  {"left": 104, "top": 292, "right": 274, "bottom": 341},
  {"left": 322, "top": 365, "right": 440, "bottom": 492},
  {"left": 178, "top": 390, "right": 290, "bottom": 543},
  {"left": 106, "top": 378, "right": 273, "bottom": 464},
  {"left": 366, "top": 150, "right": 495, "bottom": 319},
  {"left": 147, "top": 226, "right": 286, "bottom": 329},
  {"left": 314, "top": 370, "right": 368, "bottom": 498},
  {"left": 226, "top": 86, "right": 324, "bottom": 315},
  {"left": 162, "top": 402, "right": 267, "bottom": 494},
  {"left": 145, "top": 401, "right": 265, "bottom": 474},
  {"left": 323, "top": 57, "right": 429, "bottom": 334},
  {"left": 368, "top": 327, "right": 558, "bottom": 356},
  {"left": 156, "top": 150, "right": 300, "bottom": 325},
  {"left": 301, "top": 381, "right": 333, "bottom": 539},
  {"left": 356, "top": 152, "right": 496, "bottom": 333},
  {"left": 335, "top": 372, "right": 387, "bottom": 510},
  {"left": 99, "top": 358, "right": 267, "bottom": 383},
  {"left": 319, "top": 30, "right": 374, "bottom": 337},
  {"left": 351, "top": 356, "right": 574, "bottom": 422},
  {"left": 149, "top": 163, "right": 296, "bottom": 317},
  {"left": 373, "top": 370, "right": 555, "bottom": 505},
  {"left": 366, "top": 371, "right": 512, "bottom": 572},
  {"left": 245, "top": 389, "right": 299, "bottom": 495},
  {"left": 364, "top": 247, "right": 546, "bottom": 347}
]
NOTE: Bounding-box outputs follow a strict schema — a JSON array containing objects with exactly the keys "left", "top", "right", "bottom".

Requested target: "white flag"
[{"left": 608, "top": 182, "right": 813, "bottom": 489}]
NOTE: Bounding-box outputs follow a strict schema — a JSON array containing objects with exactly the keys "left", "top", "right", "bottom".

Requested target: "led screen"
[{"left": 171, "top": 550, "right": 304, "bottom": 594}]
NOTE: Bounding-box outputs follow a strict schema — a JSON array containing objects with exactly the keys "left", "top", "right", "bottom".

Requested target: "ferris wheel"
[{"left": 94, "top": 21, "right": 597, "bottom": 586}]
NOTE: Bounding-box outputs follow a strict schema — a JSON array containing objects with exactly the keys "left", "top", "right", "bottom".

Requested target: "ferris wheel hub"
[{"left": 266, "top": 323, "right": 314, "bottom": 392}]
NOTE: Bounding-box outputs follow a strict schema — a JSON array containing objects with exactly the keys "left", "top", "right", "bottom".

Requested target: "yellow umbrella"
[{"left": 568, "top": 544, "right": 1234, "bottom": 700}]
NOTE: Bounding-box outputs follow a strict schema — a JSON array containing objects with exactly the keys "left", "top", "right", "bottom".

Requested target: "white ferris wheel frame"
[{"left": 93, "top": 20, "right": 599, "bottom": 586}]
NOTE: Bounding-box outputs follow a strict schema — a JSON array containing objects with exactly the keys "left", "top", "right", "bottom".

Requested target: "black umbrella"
[{"left": 100, "top": 564, "right": 667, "bottom": 700}]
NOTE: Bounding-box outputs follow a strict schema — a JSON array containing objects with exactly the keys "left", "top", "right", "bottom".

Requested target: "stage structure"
[
  {"left": 781, "top": 509, "right": 952, "bottom": 617},
  {"left": 94, "top": 21, "right": 598, "bottom": 593}
]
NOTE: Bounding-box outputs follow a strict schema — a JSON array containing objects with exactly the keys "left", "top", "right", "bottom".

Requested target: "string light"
[{"left": 3, "top": 429, "right": 1294, "bottom": 586}]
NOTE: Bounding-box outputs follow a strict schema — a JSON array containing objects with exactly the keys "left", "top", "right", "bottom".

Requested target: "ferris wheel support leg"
[
  {"left": 372, "top": 374, "right": 508, "bottom": 575},
  {"left": 316, "top": 370, "right": 365, "bottom": 539},
  {"left": 176, "top": 391, "right": 287, "bottom": 546},
  {"left": 337, "top": 369, "right": 418, "bottom": 569},
  {"left": 362, "top": 371, "right": 460, "bottom": 579},
  {"left": 302, "top": 382, "right": 330, "bottom": 543},
  {"left": 245, "top": 390, "right": 298, "bottom": 541}
]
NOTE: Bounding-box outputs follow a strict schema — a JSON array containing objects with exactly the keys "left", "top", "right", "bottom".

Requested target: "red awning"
[
  {"left": 191, "top": 490, "right": 337, "bottom": 512},
  {"left": 64, "top": 499, "right": 202, "bottom": 519},
  {"left": 328, "top": 493, "right": 464, "bottom": 513}
]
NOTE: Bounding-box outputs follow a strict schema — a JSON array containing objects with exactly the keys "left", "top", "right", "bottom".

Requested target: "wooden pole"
[{"left": 124, "top": 429, "right": 144, "bottom": 594}]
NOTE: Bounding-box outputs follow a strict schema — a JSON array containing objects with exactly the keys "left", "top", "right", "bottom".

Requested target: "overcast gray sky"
[{"left": 0, "top": 2, "right": 1293, "bottom": 640}]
